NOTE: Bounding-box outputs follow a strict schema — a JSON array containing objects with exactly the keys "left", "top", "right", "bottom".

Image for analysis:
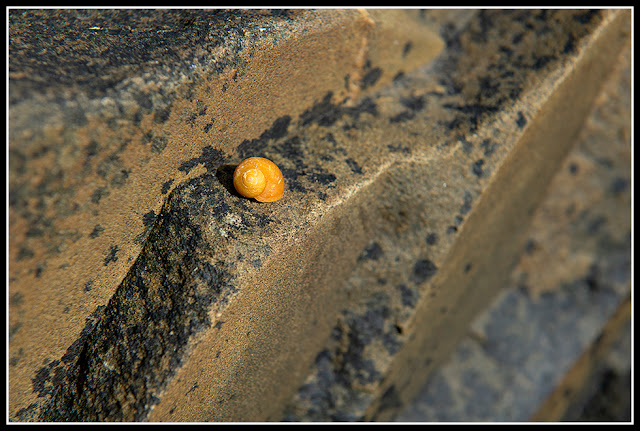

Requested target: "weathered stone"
[
  {"left": 282, "top": 9, "right": 631, "bottom": 422},
  {"left": 9, "top": 8, "right": 444, "bottom": 421},
  {"left": 8, "top": 9, "right": 630, "bottom": 422},
  {"left": 556, "top": 317, "right": 631, "bottom": 421},
  {"left": 395, "top": 25, "right": 631, "bottom": 423},
  {"left": 527, "top": 38, "right": 631, "bottom": 422}
]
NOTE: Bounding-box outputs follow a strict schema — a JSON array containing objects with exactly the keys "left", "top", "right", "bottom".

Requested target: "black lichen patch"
[
  {"left": 147, "top": 134, "right": 169, "bottom": 155},
  {"left": 459, "top": 190, "right": 474, "bottom": 216},
  {"left": 389, "top": 93, "right": 426, "bottom": 123},
  {"left": 90, "top": 187, "right": 109, "bottom": 204},
  {"left": 300, "top": 93, "right": 343, "bottom": 127},
  {"left": 609, "top": 177, "right": 629, "bottom": 196},
  {"left": 89, "top": 225, "right": 105, "bottom": 239},
  {"left": 401, "top": 94, "right": 426, "bottom": 112},
  {"left": 328, "top": 307, "right": 394, "bottom": 387},
  {"left": 265, "top": 115, "right": 293, "bottom": 139},
  {"left": 96, "top": 153, "right": 130, "bottom": 187},
  {"left": 346, "top": 97, "right": 378, "bottom": 121},
  {"left": 286, "top": 298, "right": 410, "bottom": 421},
  {"left": 237, "top": 115, "right": 291, "bottom": 160},
  {"left": 178, "top": 145, "right": 227, "bottom": 173},
  {"left": 387, "top": 143, "right": 411, "bottom": 154},
  {"left": 524, "top": 238, "right": 538, "bottom": 255},
  {"left": 32, "top": 361, "right": 64, "bottom": 399},
  {"left": 280, "top": 168, "right": 308, "bottom": 194},
  {"left": 426, "top": 232, "right": 439, "bottom": 245},
  {"left": 289, "top": 349, "right": 364, "bottom": 422},
  {"left": 572, "top": 9, "right": 601, "bottom": 24},
  {"left": 142, "top": 210, "right": 157, "bottom": 227},
  {"left": 361, "top": 67, "right": 383, "bottom": 90},
  {"left": 568, "top": 162, "right": 579, "bottom": 175},
  {"left": 389, "top": 111, "right": 416, "bottom": 123},
  {"left": 397, "top": 283, "right": 419, "bottom": 308},
  {"left": 27, "top": 306, "right": 104, "bottom": 411},
  {"left": 480, "top": 139, "right": 497, "bottom": 157},
  {"left": 585, "top": 215, "right": 607, "bottom": 235},
  {"left": 276, "top": 136, "right": 306, "bottom": 169},
  {"left": 402, "top": 41, "right": 413, "bottom": 57},
  {"left": 307, "top": 172, "right": 337, "bottom": 186},
  {"left": 39, "top": 177, "right": 239, "bottom": 421},
  {"left": 34, "top": 263, "right": 45, "bottom": 278},
  {"left": 84, "top": 280, "right": 94, "bottom": 292},
  {"left": 9, "top": 322, "right": 22, "bottom": 341},
  {"left": 443, "top": 103, "right": 499, "bottom": 132},
  {"left": 345, "top": 158, "right": 363, "bottom": 175},
  {"left": 358, "top": 242, "right": 384, "bottom": 261},
  {"left": 459, "top": 138, "right": 474, "bottom": 154},
  {"left": 300, "top": 92, "right": 378, "bottom": 128},
  {"left": 103, "top": 245, "right": 119, "bottom": 266},
  {"left": 463, "top": 262, "right": 473, "bottom": 274},
  {"left": 16, "top": 246, "right": 35, "bottom": 261},
  {"left": 434, "top": 9, "right": 606, "bottom": 138},
  {"left": 516, "top": 111, "right": 527, "bottom": 128},
  {"left": 10, "top": 292, "right": 24, "bottom": 307},
  {"left": 161, "top": 178, "right": 174, "bottom": 194},
  {"left": 411, "top": 259, "right": 438, "bottom": 285},
  {"left": 471, "top": 159, "right": 485, "bottom": 178},
  {"left": 531, "top": 55, "right": 553, "bottom": 70}
]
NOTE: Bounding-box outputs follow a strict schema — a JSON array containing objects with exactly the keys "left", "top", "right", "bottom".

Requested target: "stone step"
[
  {"left": 395, "top": 27, "right": 631, "bottom": 422},
  {"left": 9, "top": 8, "right": 446, "bottom": 421},
  {"left": 8, "top": 9, "right": 630, "bottom": 422}
]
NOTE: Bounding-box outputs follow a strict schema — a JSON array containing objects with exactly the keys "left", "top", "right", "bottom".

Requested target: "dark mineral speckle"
[
  {"left": 103, "top": 245, "right": 119, "bottom": 266},
  {"left": 471, "top": 159, "right": 485, "bottom": 177},
  {"left": 142, "top": 211, "right": 157, "bottom": 227},
  {"left": 411, "top": 259, "right": 438, "bottom": 285},
  {"left": 358, "top": 242, "right": 384, "bottom": 261}
]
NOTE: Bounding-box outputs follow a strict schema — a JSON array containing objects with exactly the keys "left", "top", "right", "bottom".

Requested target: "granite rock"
[{"left": 8, "top": 9, "right": 630, "bottom": 422}]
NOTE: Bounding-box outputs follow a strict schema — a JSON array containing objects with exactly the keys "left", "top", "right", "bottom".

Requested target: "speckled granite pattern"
[
  {"left": 8, "top": 9, "right": 630, "bottom": 422},
  {"left": 396, "top": 13, "right": 632, "bottom": 423},
  {"left": 9, "top": 9, "right": 445, "bottom": 421},
  {"left": 281, "top": 9, "right": 631, "bottom": 422}
]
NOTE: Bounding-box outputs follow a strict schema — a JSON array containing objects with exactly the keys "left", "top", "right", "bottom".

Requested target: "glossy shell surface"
[{"left": 233, "top": 157, "right": 285, "bottom": 202}]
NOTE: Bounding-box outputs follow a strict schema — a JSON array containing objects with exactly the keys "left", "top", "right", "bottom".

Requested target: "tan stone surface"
[
  {"left": 511, "top": 38, "right": 631, "bottom": 299},
  {"left": 369, "top": 11, "right": 631, "bottom": 418},
  {"left": 395, "top": 35, "right": 631, "bottom": 421},
  {"left": 9, "top": 9, "right": 444, "bottom": 420},
  {"left": 282, "top": 9, "right": 631, "bottom": 422},
  {"left": 8, "top": 9, "right": 631, "bottom": 422}
]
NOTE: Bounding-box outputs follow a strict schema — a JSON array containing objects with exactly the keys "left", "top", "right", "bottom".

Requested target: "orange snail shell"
[{"left": 233, "top": 157, "right": 285, "bottom": 202}]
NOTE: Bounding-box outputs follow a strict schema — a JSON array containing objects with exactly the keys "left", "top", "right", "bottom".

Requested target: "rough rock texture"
[
  {"left": 9, "top": 8, "right": 444, "bottom": 421},
  {"left": 9, "top": 9, "right": 630, "bottom": 422},
  {"left": 395, "top": 28, "right": 631, "bottom": 423},
  {"left": 282, "top": 9, "right": 631, "bottom": 422}
]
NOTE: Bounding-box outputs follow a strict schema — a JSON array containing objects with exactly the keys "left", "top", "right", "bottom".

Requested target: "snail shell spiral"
[{"left": 233, "top": 157, "right": 285, "bottom": 202}]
